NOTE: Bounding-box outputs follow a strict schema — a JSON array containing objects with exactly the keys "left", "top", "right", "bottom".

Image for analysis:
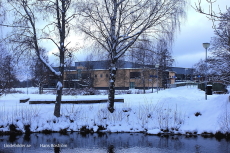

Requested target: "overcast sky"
[
  {"left": 72, "top": 0, "right": 229, "bottom": 68},
  {"left": 35, "top": 0, "right": 230, "bottom": 68},
  {"left": 172, "top": 0, "right": 229, "bottom": 68}
]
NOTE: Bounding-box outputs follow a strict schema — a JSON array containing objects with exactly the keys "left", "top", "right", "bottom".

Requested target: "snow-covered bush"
[
  {"left": 154, "top": 103, "right": 185, "bottom": 131},
  {"left": 61, "top": 104, "right": 83, "bottom": 123},
  {"left": 0, "top": 104, "right": 42, "bottom": 133},
  {"left": 61, "top": 88, "right": 100, "bottom": 95},
  {"left": 82, "top": 87, "right": 100, "bottom": 95},
  {"left": 107, "top": 108, "right": 125, "bottom": 124},
  {"left": 97, "top": 108, "right": 109, "bottom": 123},
  {"left": 218, "top": 107, "right": 230, "bottom": 133},
  {"left": 194, "top": 112, "right": 202, "bottom": 117}
]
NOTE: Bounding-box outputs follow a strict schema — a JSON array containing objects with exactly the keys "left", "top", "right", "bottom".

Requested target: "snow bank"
[{"left": 0, "top": 86, "right": 230, "bottom": 135}]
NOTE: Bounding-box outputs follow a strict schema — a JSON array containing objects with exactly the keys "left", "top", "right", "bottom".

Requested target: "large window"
[
  {"left": 130, "top": 72, "right": 141, "bottom": 79},
  {"left": 81, "top": 73, "right": 91, "bottom": 79}
]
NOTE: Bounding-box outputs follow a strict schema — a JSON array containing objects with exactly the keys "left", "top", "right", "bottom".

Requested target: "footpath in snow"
[{"left": 0, "top": 86, "right": 229, "bottom": 136}]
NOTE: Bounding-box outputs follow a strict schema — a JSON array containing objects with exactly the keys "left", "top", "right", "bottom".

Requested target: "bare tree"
[
  {"left": 65, "top": 47, "right": 78, "bottom": 89},
  {"left": 156, "top": 39, "right": 174, "bottom": 89},
  {"left": 129, "top": 38, "right": 155, "bottom": 93},
  {"left": 3, "top": 0, "right": 78, "bottom": 117},
  {"left": 193, "top": 59, "right": 206, "bottom": 80},
  {"left": 79, "top": 0, "right": 186, "bottom": 113},
  {"left": 208, "top": 58, "right": 230, "bottom": 84},
  {"left": 209, "top": 9, "right": 230, "bottom": 83},
  {"left": 82, "top": 53, "right": 97, "bottom": 88},
  {"left": 194, "top": 9, "right": 230, "bottom": 84},
  {"left": 210, "top": 8, "right": 230, "bottom": 53},
  {"left": 0, "top": 44, "right": 18, "bottom": 94},
  {"left": 194, "top": 2, "right": 230, "bottom": 84},
  {"left": 193, "top": 58, "right": 224, "bottom": 83},
  {"left": 194, "top": 0, "right": 229, "bottom": 21}
]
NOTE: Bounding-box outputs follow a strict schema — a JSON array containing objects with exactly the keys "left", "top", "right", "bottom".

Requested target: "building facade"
[
  {"left": 168, "top": 67, "right": 194, "bottom": 82},
  {"left": 46, "top": 60, "right": 177, "bottom": 89}
]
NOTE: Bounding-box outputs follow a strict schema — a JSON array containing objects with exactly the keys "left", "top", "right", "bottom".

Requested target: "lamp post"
[
  {"left": 155, "top": 64, "right": 159, "bottom": 93},
  {"left": 202, "top": 42, "right": 210, "bottom": 100}
]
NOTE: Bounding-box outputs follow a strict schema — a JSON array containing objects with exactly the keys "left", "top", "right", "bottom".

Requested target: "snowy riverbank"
[{"left": 0, "top": 86, "right": 230, "bottom": 136}]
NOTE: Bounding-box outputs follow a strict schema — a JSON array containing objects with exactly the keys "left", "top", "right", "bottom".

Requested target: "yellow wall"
[
  {"left": 63, "top": 67, "right": 176, "bottom": 88},
  {"left": 87, "top": 69, "right": 175, "bottom": 88}
]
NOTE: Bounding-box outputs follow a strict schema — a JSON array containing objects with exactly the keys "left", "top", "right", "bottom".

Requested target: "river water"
[{"left": 0, "top": 133, "right": 229, "bottom": 153}]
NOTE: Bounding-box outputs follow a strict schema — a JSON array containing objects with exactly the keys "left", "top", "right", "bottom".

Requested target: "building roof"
[
  {"left": 168, "top": 67, "right": 194, "bottom": 75},
  {"left": 53, "top": 66, "right": 76, "bottom": 72},
  {"left": 75, "top": 60, "right": 144, "bottom": 69},
  {"left": 75, "top": 60, "right": 194, "bottom": 75}
]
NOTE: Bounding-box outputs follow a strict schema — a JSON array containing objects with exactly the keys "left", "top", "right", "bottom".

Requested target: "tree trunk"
[
  {"left": 54, "top": 81, "right": 63, "bottom": 117},
  {"left": 39, "top": 83, "right": 42, "bottom": 94},
  {"left": 142, "top": 71, "right": 146, "bottom": 94},
  {"left": 41, "top": 85, "right": 43, "bottom": 94},
  {"left": 108, "top": 62, "right": 117, "bottom": 113},
  {"left": 54, "top": 90, "right": 62, "bottom": 117},
  {"left": 53, "top": 64, "right": 64, "bottom": 117},
  {"left": 143, "top": 76, "right": 146, "bottom": 94},
  {"left": 53, "top": 0, "right": 65, "bottom": 117}
]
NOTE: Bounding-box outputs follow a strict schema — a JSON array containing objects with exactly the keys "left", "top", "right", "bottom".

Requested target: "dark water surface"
[{"left": 0, "top": 133, "right": 229, "bottom": 153}]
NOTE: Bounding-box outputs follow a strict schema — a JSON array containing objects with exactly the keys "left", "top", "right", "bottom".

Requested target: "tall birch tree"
[
  {"left": 79, "top": 0, "right": 186, "bottom": 113},
  {"left": 3, "top": 0, "right": 78, "bottom": 117}
]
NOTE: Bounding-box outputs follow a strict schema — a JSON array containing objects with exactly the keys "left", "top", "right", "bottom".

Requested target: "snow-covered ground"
[{"left": 0, "top": 85, "right": 230, "bottom": 135}]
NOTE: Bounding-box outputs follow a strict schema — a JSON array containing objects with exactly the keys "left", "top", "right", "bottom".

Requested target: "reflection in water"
[
  {"left": 54, "top": 147, "right": 60, "bottom": 153},
  {"left": 108, "top": 145, "right": 115, "bottom": 153},
  {"left": 0, "top": 133, "right": 229, "bottom": 153}
]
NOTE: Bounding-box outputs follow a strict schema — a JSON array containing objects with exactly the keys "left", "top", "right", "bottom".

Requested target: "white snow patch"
[
  {"left": 147, "top": 129, "right": 161, "bottom": 135},
  {"left": 0, "top": 86, "right": 229, "bottom": 135},
  {"left": 56, "top": 81, "right": 63, "bottom": 90}
]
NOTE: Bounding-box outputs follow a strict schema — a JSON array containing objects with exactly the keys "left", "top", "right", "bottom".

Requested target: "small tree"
[
  {"left": 65, "top": 48, "right": 77, "bottom": 89},
  {"left": 79, "top": 0, "right": 186, "bottom": 113},
  {"left": 129, "top": 38, "right": 156, "bottom": 93},
  {"left": 82, "top": 54, "right": 96, "bottom": 88},
  {"left": 156, "top": 39, "right": 174, "bottom": 89}
]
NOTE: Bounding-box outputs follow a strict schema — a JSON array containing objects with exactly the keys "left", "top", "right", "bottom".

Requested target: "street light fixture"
[
  {"left": 155, "top": 64, "right": 159, "bottom": 93},
  {"left": 202, "top": 42, "right": 210, "bottom": 100}
]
